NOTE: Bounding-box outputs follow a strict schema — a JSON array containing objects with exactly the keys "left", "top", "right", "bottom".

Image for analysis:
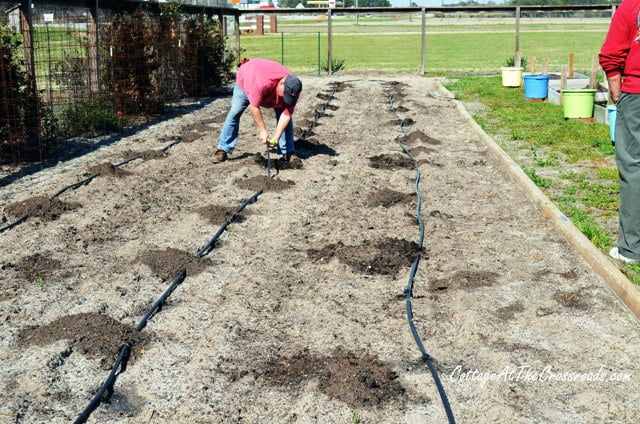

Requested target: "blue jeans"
[{"left": 218, "top": 84, "right": 295, "bottom": 154}]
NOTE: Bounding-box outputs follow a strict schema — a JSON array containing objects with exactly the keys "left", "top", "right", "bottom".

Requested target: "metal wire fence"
[{"left": 0, "top": 1, "right": 234, "bottom": 165}]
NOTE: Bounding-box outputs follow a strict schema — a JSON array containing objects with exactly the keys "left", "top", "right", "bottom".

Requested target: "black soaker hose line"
[
  {"left": 0, "top": 215, "right": 28, "bottom": 233},
  {"left": 386, "top": 87, "right": 457, "bottom": 424},
  {"left": 73, "top": 343, "right": 131, "bottom": 424},
  {"left": 72, "top": 87, "right": 343, "bottom": 421},
  {"left": 195, "top": 189, "right": 264, "bottom": 258},
  {"left": 2, "top": 139, "right": 183, "bottom": 235},
  {"left": 136, "top": 269, "right": 187, "bottom": 331}
]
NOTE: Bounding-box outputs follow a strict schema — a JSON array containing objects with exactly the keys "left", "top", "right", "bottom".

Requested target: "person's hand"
[
  {"left": 259, "top": 129, "right": 269, "bottom": 145},
  {"left": 268, "top": 137, "right": 279, "bottom": 147}
]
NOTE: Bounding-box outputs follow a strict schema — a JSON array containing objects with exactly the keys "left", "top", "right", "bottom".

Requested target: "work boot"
[
  {"left": 213, "top": 149, "right": 227, "bottom": 163},
  {"left": 281, "top": 152, "right": 302, "bottom": 169}
]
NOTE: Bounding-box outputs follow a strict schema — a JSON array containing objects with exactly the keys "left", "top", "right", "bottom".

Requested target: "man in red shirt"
[
  {"left": 214, "top": 58, "right": 302, "bottom": 163},
  {"left": 600, "top": 0, "right": 640, "bottom": 264}
]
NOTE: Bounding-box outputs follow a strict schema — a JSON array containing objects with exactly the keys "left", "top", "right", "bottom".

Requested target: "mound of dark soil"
[
  {"left": 185, "top": 123, "right": 215, "bottom": 133},
  {"left": 179, "top": 131, "right": 203, "bottom": 143},
  {"left": 408, "top": 146, "right": 435, "bottom": 155},
  {"left": 554, "top": 290, "right": 588, "bottom": 310},
  {"left": 197, "top": 204, "right": 250, "bottom": 226},
  {"left": 494, "top": 301, "right": 525, "bottom": 321},
  {"left": 316, "top": 93, "right": 332, "bottom": 100},
  {"left": 17, "top": 312, "right": 148, "bottom": 369},
  {"left": 325, "top": 104, "right": 340, "bottom": 111},
  {"left": 235, "top": 176, "right": 295, "bottom": 192},
  {"left": 252, "top": 347, "right": 406, "bottom": 408},
  {"left": 402, "top": 130, "right": 442, "bottom": 146},
  {"left": 369, "top": 154, "right": 414, "bottom": 170},
  {"left": 4, "top": 196, "right": 81, "bottom": 220},
  {"left": 250, "top": 153, "right": 303, "bottom": 171},
  {"left": 85, "top": 162, "right": 130, "bottom": 178},
  {"left": 395, "top": 106, "right": 409, "bottom": 113},
  {"left": 429, "top": 270, "right": 499, "bottom": 292},
  {"left": 332, "top": 82, "right": 353, "bottom": 92},
  {"left": 388, "top": 118, "right": 415, "bottom": 127},
  {"left": 137, "top": 248, "right": 212, "bottom": 279},
  {"left": 367, "top": 188, "right": 415, "bottom": 208},
  {"left": 307, "top": 238, "right": 421, "bottom": 276},
  {"left": 14, "top": 253, "right": 62, "bottom": 282},
  {"left": 121, "top": 149, "right": 167, "bottom": 161}
]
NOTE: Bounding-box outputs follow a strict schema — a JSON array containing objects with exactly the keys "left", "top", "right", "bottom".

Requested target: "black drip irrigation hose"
[
  {"left": 195, "top": 189, "right": 264, "bottom": 258},
  {"left": 385, "top": 86, "right": 457, "bottom": 424},
  {"left": 1, "top": 139, "right": 182, "bottom": 235},
  {"left": 135, "top": 269, "right": 187, "bottom": 331},
  {"left": 73, "top": 343, "right": 131, "bottom": 424},
  {"left": 73, "top": 86, "right": 345, "bottom": 421}
]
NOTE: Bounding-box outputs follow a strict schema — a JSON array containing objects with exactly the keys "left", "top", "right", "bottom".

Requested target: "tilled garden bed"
[{"left": 0, "top": 76, "right": 638, "bottom": 423}]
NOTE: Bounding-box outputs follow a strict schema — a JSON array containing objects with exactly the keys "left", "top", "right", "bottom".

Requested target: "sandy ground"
[{"left": 0, "top": 76, "right": 638, "bottom": 423}]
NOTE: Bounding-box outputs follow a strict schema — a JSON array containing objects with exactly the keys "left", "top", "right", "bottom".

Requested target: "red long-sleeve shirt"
[
  {"left": 600, "top": 0, "right": 640, "bottom": 94},
  {"left": 236, "top": 58, "right": 295, "bottom": 116}
]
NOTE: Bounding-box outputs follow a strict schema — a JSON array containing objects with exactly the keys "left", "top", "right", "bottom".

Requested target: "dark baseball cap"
[{"left": 283, "top": 76, "right": 302, "bottom": 106}]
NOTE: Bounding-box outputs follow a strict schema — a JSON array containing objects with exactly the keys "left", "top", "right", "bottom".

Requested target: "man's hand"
[
  {"left": 259, "top": 129, "right": 269, "bottom": 145},
  {"left": 607, "top": 74, "right": 622, "bottom": 103}
]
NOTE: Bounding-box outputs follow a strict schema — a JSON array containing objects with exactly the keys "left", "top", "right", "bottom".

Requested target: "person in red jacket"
[
  {"left": 600, "top": 0, "right": 640, "bottom": 264},
  {"left": 214, "top": 58, "right": 302, "bottom": 163}
]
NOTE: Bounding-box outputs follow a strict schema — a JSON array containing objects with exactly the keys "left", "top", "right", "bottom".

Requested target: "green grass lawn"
[
  {"left": 238, "top": 30, "right": 608, "bottom": 74},
  {"left": 445, "top": 76, "right": 640, "bottom": 285}
]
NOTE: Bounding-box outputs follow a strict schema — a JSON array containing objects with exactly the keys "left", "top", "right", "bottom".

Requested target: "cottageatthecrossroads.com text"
[{"left": 448, "top": 365, "right": 633, "bottom": 386}]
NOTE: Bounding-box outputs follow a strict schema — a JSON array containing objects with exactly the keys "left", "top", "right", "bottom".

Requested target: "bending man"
[{"left": 214, "top": 58, "right": 303, "bottom": 163}]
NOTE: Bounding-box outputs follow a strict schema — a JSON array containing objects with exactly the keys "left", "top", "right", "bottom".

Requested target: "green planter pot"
[{"left": 562, "top": 89, "right": 596, "bottom": 119}]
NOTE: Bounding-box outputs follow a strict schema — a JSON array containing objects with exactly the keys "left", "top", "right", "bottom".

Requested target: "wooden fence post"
[
  {"left": 87, "top": 0, "right": 99, "bottom": 92},
  {"left": 328, "top": 8, "right": 332, "bottom": 75},
  {"left": 589, "top": 55, "right": 597, "bottom": 89},
  {"left": 531, "top": 57, "right": 536, "bottom": 74},
  {"left": 568, "top": 52, "right": 575, "bottom": 79},
  {"left": 543, "top": 59, "right": 549, "bottom": 75},
  {"left": 560, "top": 65, "right": 567, "bottom": 105},
  {"left": 419, "top": 7, "right": 426, "bottom": 76},
  {"left": 20, "top": 0, "right": 35, "bottom": 83},
  {"left": 270, "top": 15, "right": 277, "bottom": 33},
  {"left": 515, "top": 6, "right": 521, "bottom": 67},
  {"left": 256, "top": 15, "right": 264, "bottom": 36},
  {"left": 234, "top": 12, "right": 240, "bottom": 66},
  {"left": 20, "top": 0, "right": 39, "bottom": 145}
]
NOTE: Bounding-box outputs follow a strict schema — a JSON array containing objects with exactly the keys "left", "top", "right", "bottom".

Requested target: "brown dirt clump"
[
  {"left": 121, "top": 149, "right": 167, "bottom": 161},
  {"left": 197, "top": 204, "right": 250, "bottom": 226},
  {"left": 494, "top": 301, "right": 525, "bottom": 321},
  {"left": 253, "top": 348, "right": 406, "bottom": 408},
  {"left": 185, "top": 123, "right": 215, "bottom": 133},
  {"left": 17, "top": 312, "right": 148, "bottom": 369},
  {"left": 403, "top": 130, "right": 442, "bottom": 146},
  {"left": 1, "top": 253, "right": 64, "bottom": 300},
  {"left": 137, "top": 248, "right": 212, "bottom": 279},
  {"left": 332, "top": 82, "right": 353, "bottom": 92},
  {"left": 367, "top": 188, "right": 415, "bottom": 208},
  {"left": 250, "top": 153, "right": 303, "bottom": 171},
  {"left": 429, "top": 270, "right": 499, "bottom": 292},
  {"left": 14, "top": 253, "right": 62, "bottom": 282},
  {"left": 388, "top": 118, "right": 415, "bottom": 127},
  {"left": 395, "top": 106, "right": 409, "bottom": 112},
  {"left": 235, "top": 176, "right": 295, "bottom": 192},
  {"left": 409, "top": 146, "right": 435, "bottom": 155},
  {"left": 369, "top": 154, "right": 414, "bottom": 170},
  {"left": 4, "top": 196, "right": 81, "bottom": 220},
  {"left": 179, "top": 131, "right": 202, "bottom": 143},
  {"left": 308, "top": 238, "right": 421, "bottom": 276},
  {"left": 554, "top": 290, "right": 589, "bottom": 310},
  {"left": 316, "top": 93, "right": 332, "bottom": 100},
  {"left": 85, "top": 162, "right": 130, "bottom": 178}
]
